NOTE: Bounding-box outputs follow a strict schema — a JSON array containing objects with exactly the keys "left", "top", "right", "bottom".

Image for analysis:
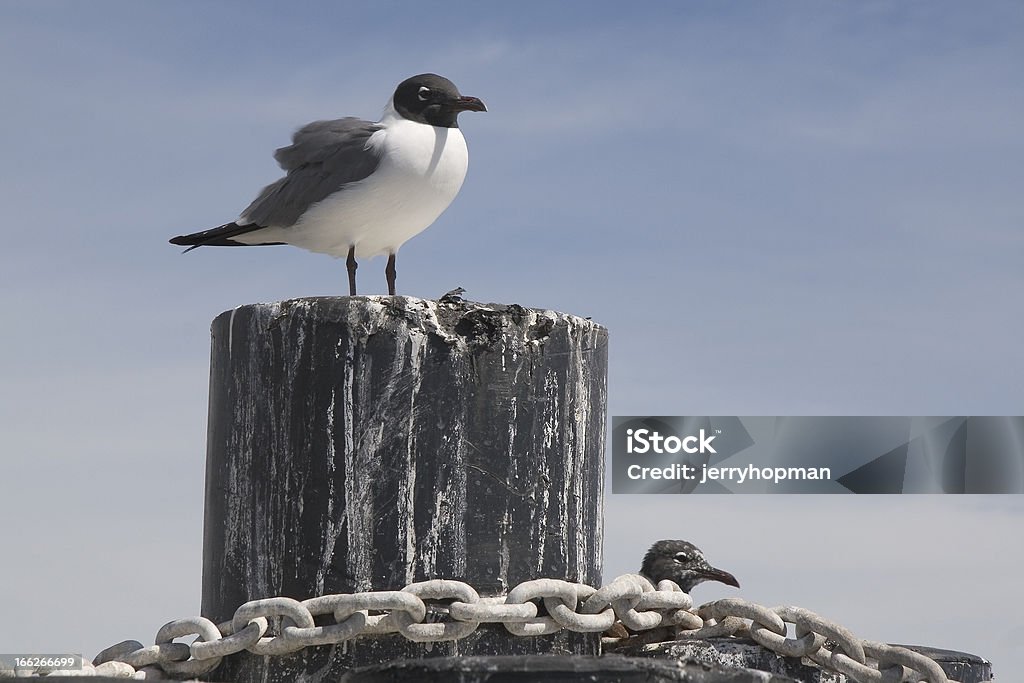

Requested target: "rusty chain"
[{"left": 8, "top": 575, "right": 949, "bottom": 682}]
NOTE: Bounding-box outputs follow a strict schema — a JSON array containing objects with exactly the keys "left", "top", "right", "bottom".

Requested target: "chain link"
[
  {"left": 689, "top": 598, "right": 951, "bottom": 683},
  {"left": 18, "top": 575, "right": 952, "bottom": 682}
]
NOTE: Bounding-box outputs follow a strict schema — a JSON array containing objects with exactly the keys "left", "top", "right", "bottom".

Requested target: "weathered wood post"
[{"left": 201, "top": 296, "right": 608, "bottom": 680}]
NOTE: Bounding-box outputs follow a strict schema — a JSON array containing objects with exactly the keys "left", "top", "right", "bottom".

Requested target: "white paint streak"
[
  {"left": 406, "top": 328, "right": 428, "bottom": 583},
  {"left": 342, "top": 313, "right": 368, "bottom": 589},
  {"left": 227, "top": 305, "right": 239, "bottom": 360}
]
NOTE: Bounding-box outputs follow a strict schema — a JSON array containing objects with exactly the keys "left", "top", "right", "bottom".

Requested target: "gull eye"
[
  {"left": 417, "top": 87, "right": 431, "bottom": 101},
  {"left": 674, "top": 552, "right": 690, "bottom": 563}
]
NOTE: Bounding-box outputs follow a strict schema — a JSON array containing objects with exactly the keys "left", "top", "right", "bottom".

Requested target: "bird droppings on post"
[{"left": 202, "top": 295, "right": 608, "bottom": 679}]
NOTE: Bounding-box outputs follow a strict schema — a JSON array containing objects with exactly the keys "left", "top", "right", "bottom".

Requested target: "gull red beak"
[{"left": 451, "top": 95, "right": 487, "bottom": 113}]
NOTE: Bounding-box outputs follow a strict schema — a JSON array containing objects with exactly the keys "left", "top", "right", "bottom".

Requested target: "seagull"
[
  {"left": 640, "top": 539, "right": 740, "bottom": 593},
  {"left": 169, "top": 73, "right": 486, "bottom": 295},
  {"left": 603, "top": 539, "right": 741, "bottom": 643}
]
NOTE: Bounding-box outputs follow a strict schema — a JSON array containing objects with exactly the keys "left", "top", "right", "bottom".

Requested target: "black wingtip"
[
  {"left": 169, "top": 222, "right": 283, "bottom": 251},
  {"left": 169, "top": 235, "right": 203, "bottom": 253}
]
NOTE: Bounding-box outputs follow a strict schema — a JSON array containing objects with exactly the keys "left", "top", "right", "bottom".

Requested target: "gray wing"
[{"left": 241, "top": 117, "right": 384, "bottom": 228}]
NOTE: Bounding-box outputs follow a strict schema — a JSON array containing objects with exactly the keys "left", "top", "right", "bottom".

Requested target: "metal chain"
[
  {"left": 686, "top": 600, "right": 950, "bottom": 683},
  {"left": 17, "top": 575, "right": 949, "bottom": 682}
]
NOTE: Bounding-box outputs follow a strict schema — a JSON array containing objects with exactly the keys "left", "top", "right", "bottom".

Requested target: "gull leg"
[
  {"left": 346, "top": 246, "right": 358, "bottom": 296},
  {"left": 385, "top": 253, "right": 397, "bottom": 296}
]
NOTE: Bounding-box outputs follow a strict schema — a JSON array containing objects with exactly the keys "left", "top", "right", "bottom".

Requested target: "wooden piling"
[{"left": 200, "top": 296, "right": 608, "bottom": 680}]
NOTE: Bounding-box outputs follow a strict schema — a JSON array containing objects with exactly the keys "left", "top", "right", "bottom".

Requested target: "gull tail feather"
[{"left": 169, "top": 222, "right": 283, "bottom": 252}]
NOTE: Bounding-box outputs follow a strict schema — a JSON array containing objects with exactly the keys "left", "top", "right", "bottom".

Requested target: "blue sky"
[{"left": 1, "top": 0, "right": 1022, "bottom": 674}]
